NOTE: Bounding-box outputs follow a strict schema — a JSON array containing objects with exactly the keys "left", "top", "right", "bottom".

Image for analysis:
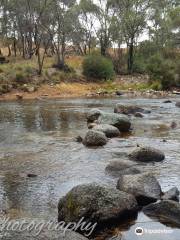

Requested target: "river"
[{"left": 0, "top": 97, "right": 180, "bottom": 239}]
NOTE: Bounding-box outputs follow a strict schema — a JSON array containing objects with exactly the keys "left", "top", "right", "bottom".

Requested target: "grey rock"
[
  {"left": 143, "top": 200, "right": 180, "bottom": 227},
  {"left": 105, "top": 160, "right": 141, "bottom": 177},
  {"left": 2, "top": 229, "right": 88, "bottom": 240},
  {"left": 163, "top": 100, "right": 172, "bottom": 103},
  {"left": 75, "top": 136, "right": 83, "bottom": 143},
  {"left": 128, "top": 147, "right": 165, "bottom": 162},
  {"left": 134, "top": 112, "right": 144, "bottom": 118},
  {"left": 175, "top": 101, "right": 180, "bottom": 107},
  {"left": 83, "top": 130, "right": 108, "bottom": 147},
  {"left": 117, "top": 173, "right": 162, "bottom": 205},
  {"left": 87, "top": 109, "right": 131, "bottom": 132},
  {"left": 58, "top": 183, "right": 138, "bottom": 224},
  {"left": 162, "top": 187, "right": 179, "bottom": 202},
  {"left": 87, "top": 109, "right": 102, "bottom": 123},
  {"left": 93, "top": 124, "right": 120, "bottom": 138},
  {"left": 114, "top": 104, "right": 151, "bottom": 115}
]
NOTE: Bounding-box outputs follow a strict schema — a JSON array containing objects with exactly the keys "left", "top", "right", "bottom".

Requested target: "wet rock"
[
  {"left": 3, "top": 229, "right": 89, "bottom": 240},
  {"left": 114, "top": 104, "right": 151, "bottom": 115},
  {"left": 116, "top": 91, "right": 123, "bottom": 96},
  {"left": 134, "top": 112, "right": 144, "bottom": 118},
  {"left": 128, "top": 147, "right": 165, "bottom": 162},
  {"left": 163, "top": 100, "right": 172, "bottom": 103},
  {"left": 87, "top": 109, "right": 131, "bottom": 132},
  {"left": 88, "top": 123, "right": 97, "bottom": 129},
  {"left": 75, "top": 136, "right": 83, "bottom": 143},
  {"left": 171, "top": 121, "right": 177, "bottom": 129},
  {"left": 105, "top": 160, "right": 141, "bottom": 177},
  {"left": 93, "top": 124, "right": 120, "bottom": 138},
  {"left": 117, "top": 173, "right": 162, "bottom": 205},
  {"left": 176, "top": 101, "right": 180, "bottom": 107},
  {"left": 87, "top": 109, "right": 102, "bottom": 123},
  {"left": 162, "top": 187, "right": 179, "bottom": 202},
  {"left": 27, "top": 174, "right": 37, "bottom": 178},
  {"left": 83, "top": 130, "right": 108, "bottom": 147},
  {"left": 58, "top": 183, "right": 138, "bottom": 224},
  {"left": 143, "top": 200, "right": 180, "bottom": 227}
]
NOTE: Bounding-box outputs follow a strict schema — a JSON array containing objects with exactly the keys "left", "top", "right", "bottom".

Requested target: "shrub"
[
  {"left": 133, "top": 56, "right": 146, "bottom": 74},
  {"left": 15, "top": 72, "right": 29, "bottom": 84},
  {"left": 150, "top": 81, "right": 163, "bottom": 91},
  {"left": 82, "top": 55, "right": 115, "bottom": 80},
  {"left": 147, "top": 54, "right": 176, "bottom": 90}
]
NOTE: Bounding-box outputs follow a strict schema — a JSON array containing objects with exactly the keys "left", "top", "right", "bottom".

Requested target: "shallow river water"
[{"left": 0, "top": 97, "right": 180, "bottom": 239}]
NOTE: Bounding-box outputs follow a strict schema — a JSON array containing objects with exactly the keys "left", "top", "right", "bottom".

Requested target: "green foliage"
[
  {"left": 147, "top": 54, "right": 177, "bottom": 90},
  {"left": 133, "top": 56, "right": 146, "bottom": 74},
  {"left": 150, "top": 81, "right": 163, "bottom": 91},
  {"left": 15, "top": 72, "right": 29, "bottom": 84},
  {"left": 82, "top": 55, "right": 115, "bottom": 80}
]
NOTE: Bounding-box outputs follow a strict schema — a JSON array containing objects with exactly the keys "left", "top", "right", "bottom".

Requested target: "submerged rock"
[
  {"left": 143, "top": 200, "right": 180, "bottom": 227},
  {"left": 87, "top": 109, "right": 131, "bottom": 132},
  {"left": 175, "top": 101, "right": 180, "bottom": 107},
  {"left": 114, "top": 104, "right": 151, "bottom": 115},
  {"left": 163, "top": 100, "right": 172, "bottom": 103},
  {"left": 83, "top": 130, "right": 108, "bottom": 147},
  {"left": 117, "top": 173, "right": 162, "bottom": 205},
  {"left": 58, "top": 183, "right": 138, "bottom": 224},
  {"left": 105, "top": 160, "right": 141, "bottom": 177},
  {"left": 93, "top": 124, "right": 120, "bottom": 138},
  {"left": 162, "top": 187, "right": 179, "bottom": 202},
  {"left": 27, "top": 174, "right": 37, "bottom": 178},
  {"left": 134, "top": 112, "right": 144, "bottom": 118},
  {"left": 128, "top": 147, "right": 165, "bottom": 162}
]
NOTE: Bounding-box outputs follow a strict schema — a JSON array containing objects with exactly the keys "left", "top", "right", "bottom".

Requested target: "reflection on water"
[{"left": 0, "top": 97, "right": 180, "bottom": 239}]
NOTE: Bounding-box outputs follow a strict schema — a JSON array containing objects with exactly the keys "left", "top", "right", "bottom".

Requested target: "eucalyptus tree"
[
  {"left": 93, "top": 0, "right": 117, "bottom": 56},
  {"left": 77, "top": 0, "right": 98, "bottom": 54},
  {"left": 112, "top": 0, "right": 150, "bottom": 73}
]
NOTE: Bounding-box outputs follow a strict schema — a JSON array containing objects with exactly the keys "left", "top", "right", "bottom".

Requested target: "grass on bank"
[{"left": 0, "top": 54, "right": 162, "bottom": 96}]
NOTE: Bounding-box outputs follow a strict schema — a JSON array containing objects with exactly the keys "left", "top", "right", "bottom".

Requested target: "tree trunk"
[
  {"left": 127, "top": 39, "right": 134, "bottom": 74},
  {"left": 13, "top": 39, "right": 17, "bottom": 57},
  {"left": 8, "top": 45, "right": 11, "bottom": 57}
]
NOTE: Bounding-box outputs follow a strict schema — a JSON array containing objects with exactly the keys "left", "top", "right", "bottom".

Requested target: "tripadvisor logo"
[{"left": 135, "top": 227, "right": 144, "bottom": 236}]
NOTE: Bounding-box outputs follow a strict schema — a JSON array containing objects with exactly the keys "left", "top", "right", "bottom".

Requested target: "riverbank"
[{"left": 0, "top": 78, "right": 178, "bottom": 101}]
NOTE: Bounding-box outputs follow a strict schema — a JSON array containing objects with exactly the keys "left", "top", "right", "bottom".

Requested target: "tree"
[{"left": 112, "top": 0, "right": 149, "bottom": 73}]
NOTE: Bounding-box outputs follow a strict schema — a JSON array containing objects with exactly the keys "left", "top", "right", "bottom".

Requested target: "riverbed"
[{"left": 0, "top": 97, "right": 180, "bottom": 239}]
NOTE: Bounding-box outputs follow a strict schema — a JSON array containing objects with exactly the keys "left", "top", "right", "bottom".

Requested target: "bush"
[
  {"left": 133, "top": 56, "right": 146, "bottom": 74},
  {"left": 150, "top": 81, "right": 163, "bottom": 91},
  {"left": 15, "top": 72, "right": 29, "bottom": 84},
  {"left": 82, "top": 55, "right": 115, "bottom": 80},
  {"left": 147, "top": 54, "right": 176, "bottom": 90}
]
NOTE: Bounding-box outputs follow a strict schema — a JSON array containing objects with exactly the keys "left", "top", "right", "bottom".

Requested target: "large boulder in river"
[
  {"left": 58, "top": 183, "right": 138, "bottom": 224},
  {"left": 117, "top": 173, "right": 162, "bottom": 205},
  {"left": 114, "top": 104, "right": 151, "bottom": 115},
  {"left": 87, "top": 109, "right": 131, "bottom": 132},
  {"left": 93, "top": 124, "right": 120, "bottom": 138},
  {"left": 83, "top": 130, "right": 108, "bottom": 147},
  {"left": 87, "top": 109, "right": 102, "bottom": 123},
  {"left": 162, "top": 187, "right": 179, "bottom": 202},
  {"left": 105, "top": 160, "right": 141, "bottom": 177},
  {"left": 2, "top": 229, "right": 88, "bottom": 240},
  {"left": 128, "top": 147, "right": 165, "bottom": 162},
  {"left": 143, "top": 200, "right": 180, "bottom": 227}
]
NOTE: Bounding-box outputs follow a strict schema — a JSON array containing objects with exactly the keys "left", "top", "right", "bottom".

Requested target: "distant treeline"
[{"left": 0, "top": 0, "right": 179, "bottom": 76}]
